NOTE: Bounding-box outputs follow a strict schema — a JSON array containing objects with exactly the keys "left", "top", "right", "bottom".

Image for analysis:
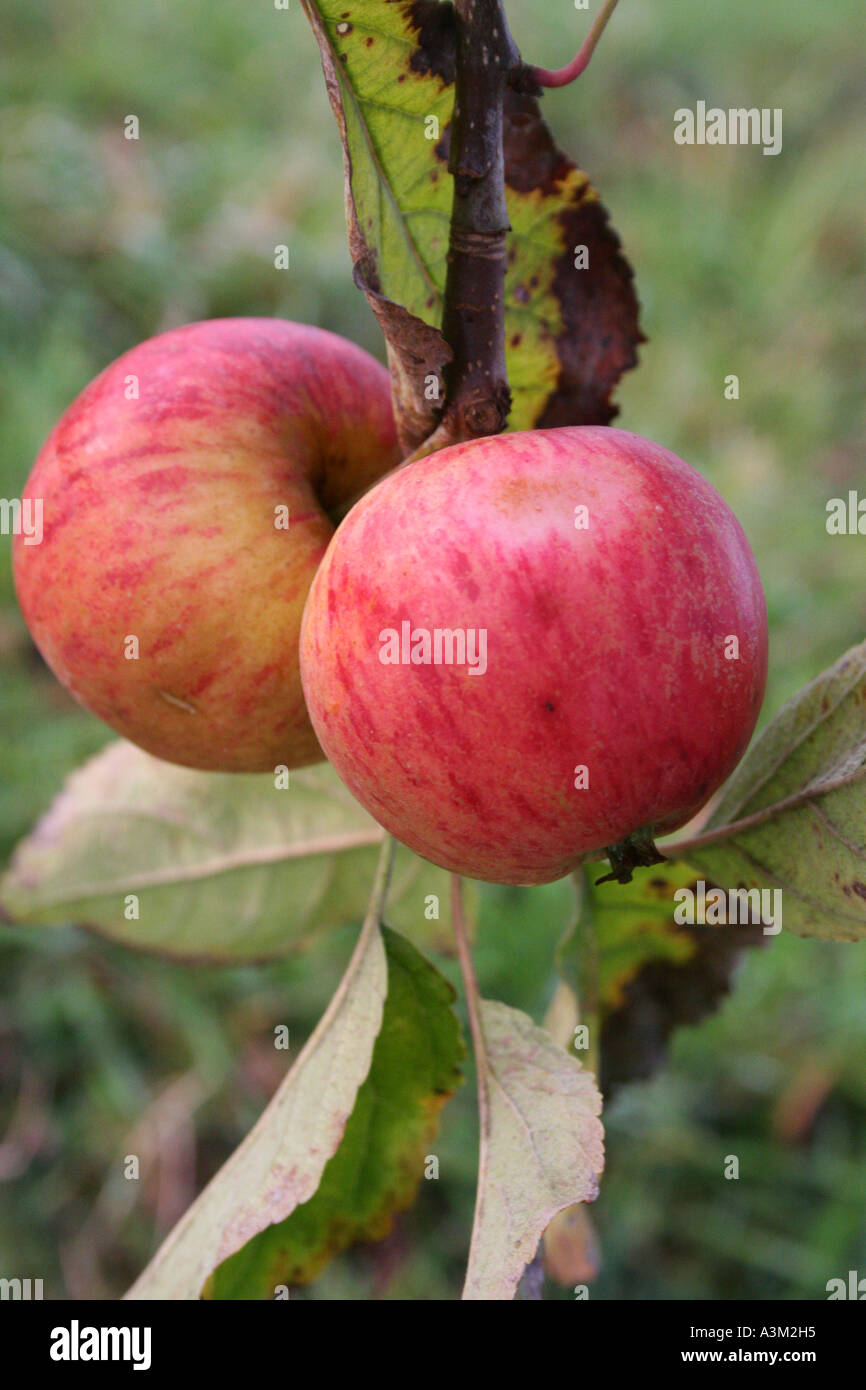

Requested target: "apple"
[
  {"left": 300, "top": 426, "right": 768, "bottom": 885},
  {"left": 13, "top": 318, "right": 399, "bottom": 771}
]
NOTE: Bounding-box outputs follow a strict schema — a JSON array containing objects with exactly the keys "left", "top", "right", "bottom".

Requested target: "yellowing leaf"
[
  {"left": 301, "top": 0, "right": 640, "bottom": 448},
  {"left": 205, "top": 927, "right": 464, "bottom": 1297},
  {"left": 682, "top": 640, "right": 866, "bottom": 940},
  {"left": 464, "top": 1000, "right": 603, "bottom": 1301},
  {"left": 126, "top": 845, "right": 393, "bottom": 1300},
  {"left": 0, "top": 741, "right": 473, "bottom": 960}
]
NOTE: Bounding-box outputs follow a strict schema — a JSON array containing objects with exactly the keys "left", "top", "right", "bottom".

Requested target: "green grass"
[{"left": 1, "top": 0, "right": 865, "bottom": 1299}]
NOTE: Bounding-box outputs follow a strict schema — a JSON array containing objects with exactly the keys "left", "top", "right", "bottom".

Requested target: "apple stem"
[
  {"left": 528, "top": 0, "right": 622, "bottom": 90},
  {"left": 596, "top": 825, "right": 667, "bottom": 885}
]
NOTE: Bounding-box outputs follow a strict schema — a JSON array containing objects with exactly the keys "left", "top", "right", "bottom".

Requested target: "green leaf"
[
  {"left": 464, "top": 1001, "right": 603, "bottom": 1301},
  {"left": 301, "top": 0, "right": 640, "bottom": 449},
  {"left": 678, "top": 640, "right": 866, "bottom": 941},
  {"left": 0, "top": 740, "right": 474, "bottom": 961},
  {"left": 127, "top": 842, "right": 394, "bottom": 1300},
  {"left": 205, "top": 926, "right": 464, "bottom": 1297}
]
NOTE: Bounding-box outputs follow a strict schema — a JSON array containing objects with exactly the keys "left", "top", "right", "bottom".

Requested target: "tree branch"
[
  {"left": 451, "top": 874, "right": 489, "bottom": 1088},
  {"left": 437, "top": 0, "right": 519, "bottom": 448}
]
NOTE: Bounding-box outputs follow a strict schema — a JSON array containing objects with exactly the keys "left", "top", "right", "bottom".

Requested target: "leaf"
[
  {"left": 126, "top": 842, "right": 394, "bottom": 1300},
  {"left": 501, "top": 88, "right": 642, "bottom": 432},
  {"left": 554, "top": 644, "right": 866, "bottom": 1078},
  {"left": 0, "top": 741, "right": 475, "bottom": 961},
  {"left": 464, "top": 1000, "right": 603, "bottom": 1301},
  {"left": 205, "top": 926, "right": 464, "bottom": 1297},
  {"left": 587, "top": 859, "right": 741, "bottom": 1012},
  {"left": 301, "top": 0, "right": 640, "bottom": 449},
  {"left": 301, "top": 0, "right": 453, "bottom": 452},
  {"left": 681, "top": 640, "right": 866, "bottom": 941},
  {"left": 598, "top": 910, "right": 765, "bottom": 1096},
  {"left": 557, "top": 863, "right": 765, "bottom": 1095}
]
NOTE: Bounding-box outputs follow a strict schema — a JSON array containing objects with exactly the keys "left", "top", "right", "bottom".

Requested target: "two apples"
[{"left": 14, "top": 318, "right": 767, "bottom": 884}]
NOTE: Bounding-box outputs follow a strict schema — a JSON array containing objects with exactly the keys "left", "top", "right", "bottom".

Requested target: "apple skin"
[
  {"left": 13, "top": 318, "right": 399, "bottom": 771},
  {"left": 300, "top": 426, "right": 768, "bottom": 885}
]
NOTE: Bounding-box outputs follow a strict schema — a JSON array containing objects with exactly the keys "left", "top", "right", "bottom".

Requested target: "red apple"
[
  {"left": 300, "top": 426, "right": 768, "bottom": 885},
  {"left": 14, "top": 318, "right": 399, "bottom": 771}
]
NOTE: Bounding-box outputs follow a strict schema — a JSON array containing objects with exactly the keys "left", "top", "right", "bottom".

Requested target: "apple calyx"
[{"left": 596, "top": 827, "right": 668, "bottom": 885}]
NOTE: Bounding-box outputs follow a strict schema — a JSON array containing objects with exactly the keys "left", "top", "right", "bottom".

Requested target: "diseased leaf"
[
  {"left": 464, "top": 1000, "right": 603, "bottom": 1301},
  {"left": 682, "top": 641, "right": 866, "bottom": 941},
  {"left": 0, "top": 741, "right": 475, "bottom": 961},
  {"left": 555, "top": 644, "right": 866, "bottom": 1080},
  {"left": 301, "top": 0, "right": 453, "bottom": 452},
  {"left": 598, "top": 916, "right": 765, "bottom": 1096},
  {"left": 501, "top": 88, "right": 642, "bottom": 432},
  {"left": 127, "top": 846, "right": 393, "bottom": 1300},
  {"left": 301, "top": 0, "right": 640, "bottom": 449},
  {"left": 205, "top": 927, "right": 464, "bottom": 1297},
  {"left": 556, "top": 863, "right": 764, "bottom": 1095},
  {"left": 588, "top": 859, "right": 739, "bottom": 1011},
  {"left": 353, "top": 253, "right": 453, "bottom": 456}
]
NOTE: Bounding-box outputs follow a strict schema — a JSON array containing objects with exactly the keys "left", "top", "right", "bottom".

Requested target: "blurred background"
[{"left": 1, "top": 0, "right": 864, "bottom": 1299}]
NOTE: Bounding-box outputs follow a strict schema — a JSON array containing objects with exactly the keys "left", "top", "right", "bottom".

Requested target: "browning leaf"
[
  {"left": 558, "top": 862, "right": 765, "bottom": 1097},
  {"left": 353, "top": 253, "right": 453, "bottom": 454},
  {"left": 302, "top": 1, "right": 641, "bottom": 448},
  {"left": 502, "top": 89, "right": 643, "bottom": 429},
  {"left": 302, "top": 1, "right": 453, "bottom": 451},
  {"left": 600, "top": 918, "right": 765, "bottom": 1096}
]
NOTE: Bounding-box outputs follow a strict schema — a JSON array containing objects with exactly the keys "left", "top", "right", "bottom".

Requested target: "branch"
[
  {"left": 438, "top": 0, "right": 520, "bottom": 448},
  {"left": 451, "top": 874, "right": 489, "bottom": 1088},
  {"left": 570, "top": 871, "right": 601, "bottom": 1078},
  {"left": 529, "top": 0, "right": 621, "bottom": 90},
  {"left": 666, "top": 763, "right": 866, "bottom": 859}
]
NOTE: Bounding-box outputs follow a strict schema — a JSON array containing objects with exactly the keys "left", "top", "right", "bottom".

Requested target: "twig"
[
  {"left": 451, "top": 873, "right": 496, "bottom": 1296},
  {"left": 451, "top": 874, "right": 489, "bottom": 1087},
  {"left": 530, "top": 0, "right": 621, "bottom": 89},
  {"left": 570, "top": 870, "right": 600, "bottom": 1079},
  {"left": 438, "top": 0, "right": 520, "bottom": 447},
  {"left": 668, "top": 765, "right": 866, "bottom": 859}
]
